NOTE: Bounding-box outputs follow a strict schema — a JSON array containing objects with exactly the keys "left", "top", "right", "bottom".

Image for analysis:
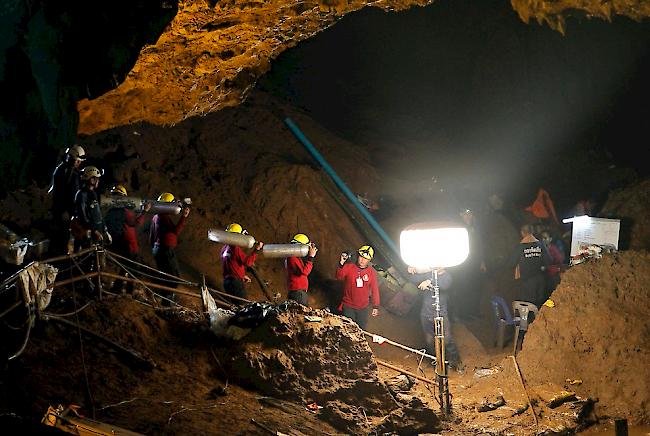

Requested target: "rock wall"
[{"left": 76, "top": 0, "right": 650, "bottom": 135}]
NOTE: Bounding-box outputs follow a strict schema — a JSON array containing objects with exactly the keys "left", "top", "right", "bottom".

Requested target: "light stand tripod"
[{"left": 431, "top": 268, "right": 451, "bottom": 414}]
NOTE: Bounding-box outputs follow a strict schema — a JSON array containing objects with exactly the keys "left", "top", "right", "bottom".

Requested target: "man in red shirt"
[
  {"left": 285, "top": 233, "right": 318, "bottom": 306},
  {"left": 105, "top": 184, "right": 151, "bottom": 293},
  {"left": 149, "top": 192, "right": 190, "bottom": 304},
  {"left": 335, "top": 245, "right": 380, "bottom": 330},
  {"left": 221, "top": 223, "right": 263, "bottom": 301}
]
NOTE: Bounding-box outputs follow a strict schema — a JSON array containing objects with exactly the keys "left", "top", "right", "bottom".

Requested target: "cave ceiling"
[{"left": 77, "top": 0, "right": 650, "bottom": 135}]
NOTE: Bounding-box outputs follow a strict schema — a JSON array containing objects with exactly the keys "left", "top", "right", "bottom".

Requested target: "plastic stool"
[
  {"left": 511, "top": 300, "right": 539, "bottom": 355},
  {"left": 490, "top": 296, "right": 520, "bottom": 349}
]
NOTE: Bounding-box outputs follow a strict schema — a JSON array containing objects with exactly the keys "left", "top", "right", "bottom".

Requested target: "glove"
[
  {"left": 105, "top": 231, "right": 112, "bottom": 245},
  {"left": 418, "top": 279, "right": 432, "bottom": 290}
]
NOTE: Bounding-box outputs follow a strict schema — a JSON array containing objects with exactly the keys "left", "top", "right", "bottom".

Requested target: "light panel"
[{"left": 400, "top": 222, "right": 469, "bottom": 269}]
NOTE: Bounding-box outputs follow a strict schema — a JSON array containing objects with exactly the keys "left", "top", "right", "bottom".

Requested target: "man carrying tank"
[
  {"left": 149, "top": 192, "right": 190, "bottom": 304},
  {"left": 104, "top": 184, "right": 151, "bottom": 293},
  {"left": 285, "top": 233, "right": 318, "bottom": 306},
  {"left": 220, "top": 223, "right": 264, "bottom": 301}
]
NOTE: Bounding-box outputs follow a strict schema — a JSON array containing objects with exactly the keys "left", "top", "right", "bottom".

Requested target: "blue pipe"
[{"left": 284, "top": 117, "right": 401, "bottom": 257}]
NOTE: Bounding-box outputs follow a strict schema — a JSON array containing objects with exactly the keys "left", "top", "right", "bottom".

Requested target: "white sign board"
[{"left": 565, "top": 216, "right": 621, "bottom": 257}]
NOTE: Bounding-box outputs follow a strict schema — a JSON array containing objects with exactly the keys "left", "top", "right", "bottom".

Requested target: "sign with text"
[{"left": 565, "top": 216, "right": 621, "bottom": 257}]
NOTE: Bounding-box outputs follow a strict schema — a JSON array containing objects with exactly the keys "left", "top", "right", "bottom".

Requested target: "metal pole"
[
  {"left": 375, "top": 359, "right": 437, "bottom": 385},
  {"left": 52, "top": 272, "right": 100, "bottom": 288},
  {"left": 432, "top": 269, "right": 451, "bottom": 414},
  {"left": 362, "top": 331, "right": 436, "bottom": 362},
  {"left": 99, "top": 272, "right": 199, "bottom": 299}
]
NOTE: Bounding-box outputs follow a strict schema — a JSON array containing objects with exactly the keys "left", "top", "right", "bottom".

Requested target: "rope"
[
  {"left": 103, "top": 253, "right": 165, "bottom": 308},
  {"left": 50, "top": 253, "right": 95, "bottom": 274},
  {"left": 361, "top": 330, "right": 436, "bottom": 362},
  {"left": 70, "top": 254, "right": 95, "bottom": 291},
  {"left": 205, "top": 286, "right": 251, "bottom": 304},
  {"left": 71, "top": 274, "right": 96, "bottom": 418},
  {"left": 42, "top": 301, "right": 93, "bottom": 318},
  {"left": 415, "top": 348, "right": 436, "bottom": 398},
  {"left": 7, "top": 304, "right": 32, "bottom": 360},
  {"left": 106, "top": 250, "right": 195, "bottom": 285},
  {"left": 38, "top": 246, "right": 98, "bottom": 265},
  {"left": 106, "top": 254, "right": 188, "bottom": 286}
]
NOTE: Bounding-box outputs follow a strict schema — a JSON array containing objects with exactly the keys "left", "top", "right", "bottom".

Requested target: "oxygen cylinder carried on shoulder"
[
  {"left": 208, "top": 229, "right": 256, "bottom": 249},
  {"left": 207, "top": 230, "right": 309, "bottom": 258},
  {"left": 261, "top": 244, "right": 309, "bottom": 258},
  {"left": 101, "top": 196, "right": 191, "bottom": 215},
  {"left": 100, "top": 195, "right": 144, "bottom": 211}
]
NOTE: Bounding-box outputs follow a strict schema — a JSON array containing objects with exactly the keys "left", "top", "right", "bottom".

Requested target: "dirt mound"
[
  {"left": 518, "top": 250, "right": 650, "bottom": 424},
  {"left": 600, "top": 177, "right": 650, "bottom": 251},
  {"left": 218, "top": 302, "right": 439, "bottom": 433},
  {"left": 2, "top": 294, "right": 345, "bottom": 434}
]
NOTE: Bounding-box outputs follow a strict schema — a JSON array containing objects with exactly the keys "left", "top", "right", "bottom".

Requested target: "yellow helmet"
[
  {"left": 358, "top": 245, "right": 374, "bottom": 260},
  {"left": 157, "top": 192, "right": 175, "bottom": 202},
  {"left": 291, "top": 233, "right": 309, "bottom": 244},
  {"left": 225, "top": 223, "right": 243, "bottom": 234},
  {"left": 111, "top": 184, "right": 127, "bottom": 196}
]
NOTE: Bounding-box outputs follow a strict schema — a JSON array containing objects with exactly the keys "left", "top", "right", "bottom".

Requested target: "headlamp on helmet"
[
  {"left": 66, "top": 145, "right": 86, "bottom": 161},
  {"left": 226, "top": 223, "right": 244, "bottom": 234},
  {"left": 80, "top": 166, "right": 102, "bottom": 181},
  {"left": 111, "top": 184, "right": 127, "bottom": 196},
  {"left": 358, "top": 245, "right": 374, "bottom": 260},
  {"left": 157, "top": 192, "right": 175, "bottom": 203}
]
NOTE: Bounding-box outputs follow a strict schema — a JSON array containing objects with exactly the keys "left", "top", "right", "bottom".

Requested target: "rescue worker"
[
  {"left": 71, "top": 166, "right": 110, "bottom": 252},
  {"left": 335, "top": 245, "right": 380, "bottom": 330},
  {"left": 104, "top": 184, "right": 151, "bottom": 293},
  {"left": 408, "top": 267, "right": 464, "bottom": 373},
  {"left": 48, "top": 145, "right": 86, "bottom": 255},
  {"left": 540, "top": 230, "right": 564, "bottom": 294},
  {"left": 149, "top": 192, "right": 190, "bottom": 304},
  {"left": 220, "top": 223, "right": 264, "bottom": 301},
  {"left": 510, "top": 224, "right": 552, "bottom": 307},
  {"left": 285, "top": 233, "right": 318, "bottom": 306},
  {"left": 454, "top": 208, "right": 486, "bottom": 320}
]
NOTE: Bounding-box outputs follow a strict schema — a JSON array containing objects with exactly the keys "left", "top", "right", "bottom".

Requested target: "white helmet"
[
  {"left": 66, "top": 145, "right": 86, "bottom": 161},
  {"left": 80, "top": 166, "right": 102, "bottom": 181}
]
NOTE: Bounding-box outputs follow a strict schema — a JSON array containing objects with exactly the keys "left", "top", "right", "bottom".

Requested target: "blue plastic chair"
[{"left": 490, "top": 295, "right": 520, "bottom": 349}]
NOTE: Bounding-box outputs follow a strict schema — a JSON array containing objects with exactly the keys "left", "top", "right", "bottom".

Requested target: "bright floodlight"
[{"left": 400, "top": 222, "right": 469, "bottom": 269}]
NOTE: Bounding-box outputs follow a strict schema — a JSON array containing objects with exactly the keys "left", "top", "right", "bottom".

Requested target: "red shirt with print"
[{"left": 335, "top": 263, "right": 380, "bottom": 309}]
